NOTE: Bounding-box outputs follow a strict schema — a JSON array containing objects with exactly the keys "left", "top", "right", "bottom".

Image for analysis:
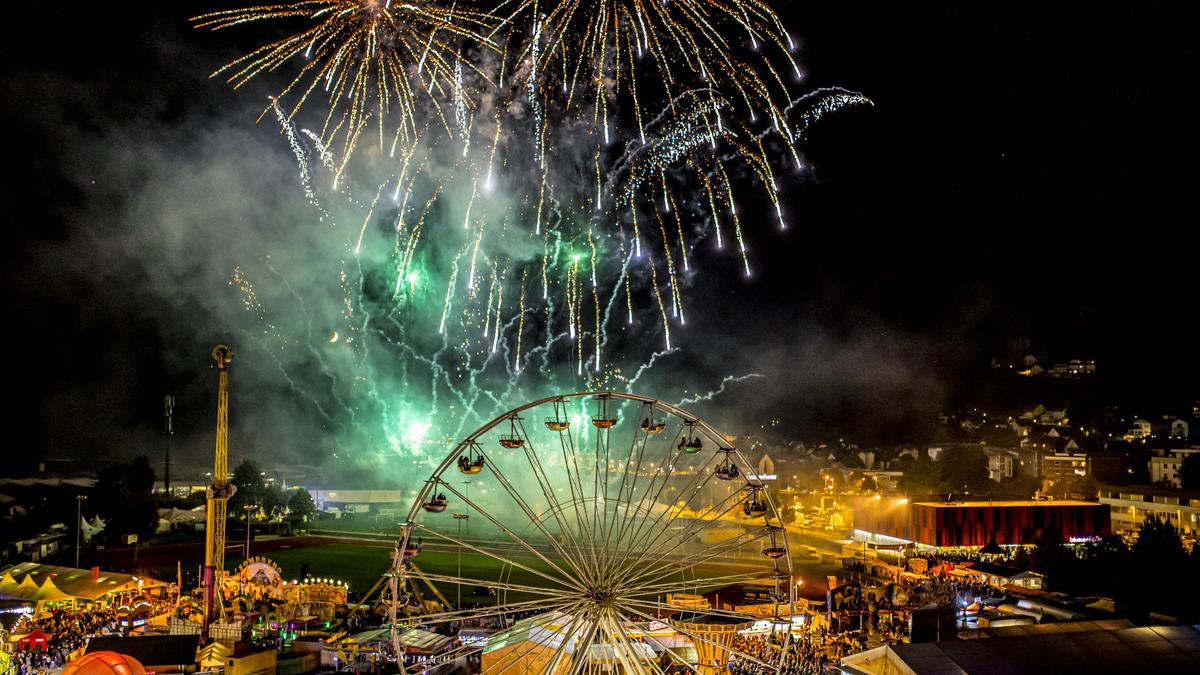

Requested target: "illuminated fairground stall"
[{"left": 172, "top": 557, "right": 349, "bottom": 644}]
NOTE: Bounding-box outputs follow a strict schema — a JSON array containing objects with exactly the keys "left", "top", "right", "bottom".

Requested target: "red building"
[{"left": 853, "top": 498, "right": 1110, "bottom": 547}]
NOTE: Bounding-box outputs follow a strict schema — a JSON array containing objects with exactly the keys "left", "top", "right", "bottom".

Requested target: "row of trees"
[
  {"left": 227, "top": 459, "right": 316, "bottom": 523},
  {"left": 1016, "top": 515, "right": 1200, "bottom": 622},
  {"left": 89, "top": 457, "right": 317, "bottom": 545}
]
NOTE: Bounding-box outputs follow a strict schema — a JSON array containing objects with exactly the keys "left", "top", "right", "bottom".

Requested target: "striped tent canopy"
[{"left": 0, "top": 563, "right": 166, "bottom": 602}]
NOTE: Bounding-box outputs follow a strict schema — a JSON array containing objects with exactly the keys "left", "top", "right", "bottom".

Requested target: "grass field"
[{"left": 220, "top": 541, "right": 801, "bottom": 607}]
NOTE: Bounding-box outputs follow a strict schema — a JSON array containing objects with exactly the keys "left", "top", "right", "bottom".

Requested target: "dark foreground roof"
[
  {"left": 86, "top": 635, "right": 199, "bottom": 666},
  {"left": 842, "top": 624, "right": 1200, "bottom": 674}
]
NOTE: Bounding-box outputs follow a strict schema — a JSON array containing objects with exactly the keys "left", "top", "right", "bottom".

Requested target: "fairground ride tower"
[{"left": 204, "top": 345, "right": 236, "bottom": 628}]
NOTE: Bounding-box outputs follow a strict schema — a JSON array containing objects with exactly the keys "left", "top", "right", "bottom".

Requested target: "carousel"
[{"left": 175, "top": 557, "right": 350, "bottom": 639}]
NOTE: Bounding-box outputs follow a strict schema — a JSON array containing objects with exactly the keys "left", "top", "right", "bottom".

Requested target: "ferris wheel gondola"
[
  {"left": 742, "top": 486, "right": 769, "bottom": 518},
  {"left": 591, "top": 393, "right": 617, "bottom": 428},
  {"left": 762, "top": 526, "right": 787, "bottom": 559},
  {"left": 714, "top": 448, "right": 740, "bottom": 481},
  {"left": 422, "top": 492, "right": 448, "bottom": 513},
  {"left": 498, "top": 415, "right": 525, "bottom": 449},
  {"left": 640, "top": 404, "right": 666, "bottom": 435},
  {"left": 544, "top": 398, "right": 571, "bottom": 431},
  {"left": 457, "top": 442, "right": 486, "bottom": 475},
  {"left": 678, "top": 421, "right": 704, "bottom": 453}
]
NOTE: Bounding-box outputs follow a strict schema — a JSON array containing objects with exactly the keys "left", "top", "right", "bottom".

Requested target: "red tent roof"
[{"left": 18, "top": 630, "right": 52, "bottom": 650}]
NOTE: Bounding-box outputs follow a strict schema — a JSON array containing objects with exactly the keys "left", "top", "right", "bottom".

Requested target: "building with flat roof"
[
  {"left": 839, "top": 622, "right": 1200, "bottom": 675},
  {"left": 1149, "top": 447, "right": 1200, "bottom": 488},
  {"left": 1097, "top": 485, "right": 1200, "bottom": 537},
  {"left": 852, "top": 498, "right": 1110, "bottom": 548}
]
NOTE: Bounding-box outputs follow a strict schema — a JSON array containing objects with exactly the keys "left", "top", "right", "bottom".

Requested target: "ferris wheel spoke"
[
  {"left": 394, "top": 596, "right": 574, "bottom": 627},
  {"left": 610, "top": 610, "right": 679, "bottom": 675},
  {"left": 558, "top": 427, "right": 597, "bottom": 567},
  {"left": 412, "top": 571, "right": 577, "bottom": 599},
  {"left": 619, "top": 526, "right": 771, "bottom": 592},
  {"left": 620, "top": 471, "right": 758, "bottom": 577},
  {"left": 602, "top": 612, "right": 664, "bottom": 675},
  {"left": 607, "top": 410, "right": 674, "bottom": 561},
  {"left": 426, "top": 600, "right": 588, "bottom": 674},
  {"left": 411, "top": 522, "right": 584, "bottom": 594},
  {"left": 619, "top": 604, "right": 779, "bottom": 672},
  {"left": 435, "top": 478, "right": 587, "bottom": 588},
  {"left": 560, "top": 414, "right": 603, "bottom": 577},
  {"left": 621, "top": 528, "right": 774, "bottom": 591},
  {"left": 629, "top": 571, "right": 768, "bottom": 596},
  {"left": 614, "top": 446, "right": 725, "bottom": 571},
  {"left": 566, "top": 615, "right": 604, "bottom": 675},
  {"left": 612, "top": 479, "right": 743, "bottom": 586},
  {"left": 623, "top": 597, "right": 777, "bottom": 623},
  {"left": 510, "top": 418, "right": 597, "bottom": 584},
  {"left": 475, "top": 443, "right": 594, "bottom": 587},
  {"left": 537, "top": 602, "right": 594, "bottom": 675},
  {"left": 598, "top": 406, "right": 640, "bottom": 560}
]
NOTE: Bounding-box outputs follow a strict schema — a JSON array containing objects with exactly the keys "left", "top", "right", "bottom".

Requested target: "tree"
[
  {"left": 91, "top": 458, "right": 159, "bottom": 544},
  {"left": 936, "top": 447, "right": 990, "bottom": 494},
  {"left": 1130, "top": 515, "right": 1192, "bottom": 618},
  {"left": 897, "top": 452, "right": 937, "bottom": 494},
  {"left": 288, "top": 488, "right": 317, "bottom": 526},
  {"left": 128, "top": 456, "right": 157, "bottom": 494},
  {"left": 1180, "top": 453, "right": 1200, "bottom": 490},
  {"left": 1132, "top": 515, "right": 1186, "bottom": 567},
  {"left": 230, "top": 460, "right": 266, "bottom": 516}
]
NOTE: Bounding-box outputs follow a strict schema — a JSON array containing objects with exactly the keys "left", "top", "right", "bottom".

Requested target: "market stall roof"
[
  {"left": 0, "top": 563, "right": 166, "bottom": 602},
  {"left": 85, "top": 636, "right": 200, "bottom": 668},
  {"left": 483, "top": 611, "right": 579, "bottom": 655},
  {"left": 157, "top": 507, "right": 205, "bottom": 524},
  {"left": 394, "top": 628, "right": 453, "bottom": 654},
  {"left": 841, "top": 623, "right": 1200, "bottom": 675}
]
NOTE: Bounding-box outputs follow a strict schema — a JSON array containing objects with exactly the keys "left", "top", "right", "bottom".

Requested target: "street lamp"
[
  {"left": 453, "top": 513, "right": 470, "bottom": 609},
  {"left": 244, "top": 504, "right": 257, "bottom": 557},
  {"left": 75, "top": 495, "right": 88, "bottom": 568}
]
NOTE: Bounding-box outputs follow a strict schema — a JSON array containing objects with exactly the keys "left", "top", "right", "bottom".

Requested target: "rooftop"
[
  {"left": 913, "top": 500, "right": 1101, "bottom": 508},
  {"left": 841, "top": 623, "right": 1200, "bottom": 674}
]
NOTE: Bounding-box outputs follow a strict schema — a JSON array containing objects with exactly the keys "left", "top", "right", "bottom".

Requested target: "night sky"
[{"left": 2, "top": 2, "right": 1195, "bottom": 473}]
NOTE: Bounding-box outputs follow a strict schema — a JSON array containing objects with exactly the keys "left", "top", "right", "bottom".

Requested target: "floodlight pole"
[{"left": 75, "top": 495, "right": 88, "bottom": 568}]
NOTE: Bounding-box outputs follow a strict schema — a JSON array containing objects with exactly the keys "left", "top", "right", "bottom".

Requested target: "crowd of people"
[
  {"left": 6, "top": 607, "right": 122, "bottom": 674},
  {"left": 725, "top": 628, "right": 852, "bottom": 675}
]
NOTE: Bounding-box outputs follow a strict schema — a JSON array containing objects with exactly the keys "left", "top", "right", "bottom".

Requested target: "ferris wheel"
[{"left": 389, "top": 392, "right": 795, "bottom": 673}]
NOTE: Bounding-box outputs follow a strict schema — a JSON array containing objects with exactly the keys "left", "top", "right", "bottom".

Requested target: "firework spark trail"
[
  {"left": 205, "top": 0, "right": 870, "bottom": 470},
  {"left": 624, "top": 348, "right": 680, "bottom": 391},
  {"left": 676, "top": 373, "right": 764, "bottom": 405},
  {"left": 194, "top": 1, "right": 496, "bottom": 168}
]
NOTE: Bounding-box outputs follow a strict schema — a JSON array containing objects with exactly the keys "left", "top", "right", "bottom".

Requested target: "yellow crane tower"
[{"left": 204, "top": 345, "right": 235, "bottom": 628}]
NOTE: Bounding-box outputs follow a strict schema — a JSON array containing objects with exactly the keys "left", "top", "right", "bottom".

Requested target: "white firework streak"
[{"left": 676, "top": 373, "right": 765, "bottom": 405}]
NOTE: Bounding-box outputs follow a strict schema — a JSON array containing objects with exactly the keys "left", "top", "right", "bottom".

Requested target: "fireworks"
[
  {"left": 198, "top": 0, "right": 869, "bottom": 458},
  {"left": 193, "top": 1, "right": 494, "bottom": 180}
]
